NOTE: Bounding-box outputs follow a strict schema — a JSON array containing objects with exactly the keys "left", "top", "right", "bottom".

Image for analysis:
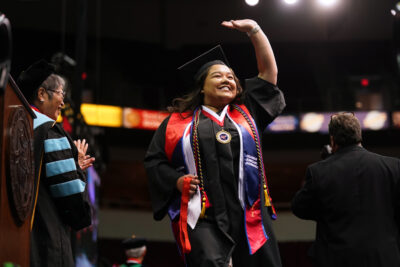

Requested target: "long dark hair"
[{"left": 167, "top": 64, "right": 243, "bottom": 116}]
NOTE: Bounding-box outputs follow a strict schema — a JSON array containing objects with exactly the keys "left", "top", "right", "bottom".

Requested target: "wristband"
[{"left": 247, "top": 25, "right": 261, "bottom": 37}]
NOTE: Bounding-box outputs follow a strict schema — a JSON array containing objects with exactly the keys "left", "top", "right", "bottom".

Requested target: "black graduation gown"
[
  {"left": 145, "top": 77, "right": 285, "bottom": 267},
  {"left": 30, "top": 113, "right": 92, "bottom": 267}
]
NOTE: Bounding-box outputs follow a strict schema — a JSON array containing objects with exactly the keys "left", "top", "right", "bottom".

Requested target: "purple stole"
[{"left": 165, "top": 104, "right": 276, "bottom": 255}]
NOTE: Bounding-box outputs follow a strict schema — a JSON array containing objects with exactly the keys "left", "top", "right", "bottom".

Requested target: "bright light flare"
[
  {"left": 317, "top": 0, "right": 338, "bottom": 7},
  {"left": 391, "top": 9, "right": 397, "bottom": 16},
  {"left": 245, "top": 0, "right": 259, "bottom": 6},
  {"left": 396, "top": 2, "right": 400, "bottom": 11},
  {"left": 284, "top": 0, "right": 298, "bottom": 4}
]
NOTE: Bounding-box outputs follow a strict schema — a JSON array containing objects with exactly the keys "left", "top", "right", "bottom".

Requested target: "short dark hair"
[{"left": 328, "top": 112, "right": 362, "bottom": 147}]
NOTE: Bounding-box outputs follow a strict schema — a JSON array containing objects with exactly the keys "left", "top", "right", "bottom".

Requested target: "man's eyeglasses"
[{"left": 47, "top": 89, "right": 66, "bottom": 98}]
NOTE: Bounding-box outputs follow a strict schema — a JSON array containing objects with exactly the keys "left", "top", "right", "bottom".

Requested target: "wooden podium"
[{"left": 0, "top": 75, "right": 36, "bottom": 267}]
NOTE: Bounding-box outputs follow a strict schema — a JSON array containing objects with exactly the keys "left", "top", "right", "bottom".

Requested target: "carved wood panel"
[{"left": 5, "top": 105, "right": 35, "bottom": 225}]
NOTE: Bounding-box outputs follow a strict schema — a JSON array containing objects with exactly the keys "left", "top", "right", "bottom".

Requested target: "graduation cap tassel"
[
  {"left": 264, "top": 186, "right": 271, "bottom": 207},
  {"left": 200, "top": 197, "right": 206, "bottom": 218},
  {"left": 193, "top": 109, "right": 208, "bottom": 219}
]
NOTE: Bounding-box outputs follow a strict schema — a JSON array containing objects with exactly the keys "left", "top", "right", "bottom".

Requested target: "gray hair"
[
  {"left": 125, "top": 246, "right": 146, "bottom": 258},
  {"left": 39, "top": 74, "right": 65, "bottom": 99}
]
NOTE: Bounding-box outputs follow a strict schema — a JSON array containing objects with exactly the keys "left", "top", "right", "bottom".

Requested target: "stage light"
[
  {"left": 283, "top": 0, "right": 298, "bottom": 4},
  {"left": 317, "top": 0, "right": 338, "bottom": 7},
  {"left": 396, "top": 2, "right": 400, "bottom": 11},
  {"left": 245, "top": 0, "right": 259, "bottom": 6},
  {"left": 392, "top": 9, "right": 397, "bottom": 16}
]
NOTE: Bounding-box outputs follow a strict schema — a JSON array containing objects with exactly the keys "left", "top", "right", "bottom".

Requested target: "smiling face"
[
  {"left": 201, "top": 64, "right": 237, "bottom": 110},
  {"left": 38, "top": 84, "right": 65, "bottom": 120}
]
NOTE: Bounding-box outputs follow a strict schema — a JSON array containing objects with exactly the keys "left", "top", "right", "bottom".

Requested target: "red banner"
[{"left": 123, "top": 108, "right": 169, "bottom": 130}]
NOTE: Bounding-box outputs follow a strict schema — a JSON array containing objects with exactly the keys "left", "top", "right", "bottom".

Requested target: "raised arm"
[{"left": 221, "top": 19, "right": 278, "bottom": 85}]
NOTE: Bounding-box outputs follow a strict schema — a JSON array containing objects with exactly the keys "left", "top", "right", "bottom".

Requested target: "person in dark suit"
[{"left": 291, "top": 112, "right": 400, "bottom": 267}]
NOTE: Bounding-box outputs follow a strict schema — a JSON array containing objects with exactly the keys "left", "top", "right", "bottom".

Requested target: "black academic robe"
[
  {"left": 30, "top": 110, "right": 92, "bottom": 267},
  {"left": 145, "top": 77, "right": 285, "bottom": 267},
  {"left": 292, "top": 145, "right": 400, "bottom": 267}
]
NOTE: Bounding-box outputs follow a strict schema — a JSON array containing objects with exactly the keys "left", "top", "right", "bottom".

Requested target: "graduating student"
[{"left": 144, "top": 19, "right": 285, "bottom": 266}]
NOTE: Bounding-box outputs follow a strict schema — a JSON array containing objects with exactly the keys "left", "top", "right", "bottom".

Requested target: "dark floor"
[{"left": 98, "top": 238, "right": 313, "bottom": 267}]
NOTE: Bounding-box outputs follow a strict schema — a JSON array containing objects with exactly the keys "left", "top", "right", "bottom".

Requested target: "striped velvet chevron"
[
  {"left": 44, "top": 137, "right": 71, "bottom": 153},
  {"left": 46, "top": 158, "right": 76, "bottom": 177},
  {"left": 49, "top": 179, "right": 86, "bottom": 198},
  {"left": 44, "top": 133, "right": 86, "bottom": 198}
]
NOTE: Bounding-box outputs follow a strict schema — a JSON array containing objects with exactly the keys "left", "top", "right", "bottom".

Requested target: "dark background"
[{"left": 2, "top": 0, "right": 400, "bottom": 266}]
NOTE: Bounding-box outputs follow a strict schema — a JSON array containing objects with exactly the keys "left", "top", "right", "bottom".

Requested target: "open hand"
[
  {"left": 221, "top": 19, "right": 258, "bottom": 33},
  {"left": 74, "top": 139, "right": 96, "bottom": 171}
]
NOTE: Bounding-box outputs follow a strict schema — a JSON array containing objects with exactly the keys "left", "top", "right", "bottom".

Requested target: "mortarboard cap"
[
  {"left": 17, "top": 59, "right": 55, "bottom": 100},
  {"left": 122, "top": 235, "right": 147, "bottom": 250},
  {"left": 177, "top": 45, "right": 230, "bottom": 91}
]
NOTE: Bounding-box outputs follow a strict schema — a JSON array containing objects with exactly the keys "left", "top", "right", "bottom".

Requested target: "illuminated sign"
[
  {"left": 81, "top": 103, "right": 123, "bottom": 127},
  {"left": 80, "top": 103, "right": 169, "bottom": 130},
  {"left": 360, "top": 111, "right": 388, "bottom": 130},
  {"left": 299, "top": 111, "right": 389, "bottom": 133},
  {"left": 266, "top": 115, "right": 298, "bottom": 132},
  {"left": 123, "top": 108, "right": 169, "bottom": 130},
  {"left": 79, "top": 103, "right": 392, "bottom": 133},
  {"left": 300, "top": 112, "right": 326, "bottom": 133}
]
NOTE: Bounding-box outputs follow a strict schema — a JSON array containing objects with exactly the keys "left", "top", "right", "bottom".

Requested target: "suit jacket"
[{"left": 292, "top": 145, "right": 400, "bottom": 267}]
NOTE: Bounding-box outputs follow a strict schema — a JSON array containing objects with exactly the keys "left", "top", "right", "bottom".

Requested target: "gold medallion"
[{"left": 216, "top": 129, "right": 231, "bottom": 144}]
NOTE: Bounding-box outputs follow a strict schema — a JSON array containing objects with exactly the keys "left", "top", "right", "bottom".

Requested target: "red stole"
[{"left": 165, "top": 105, "right": 275, "bottom": 255}]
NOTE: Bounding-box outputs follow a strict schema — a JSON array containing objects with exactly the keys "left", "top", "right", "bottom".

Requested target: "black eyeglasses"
[{"left": 47, "top": 89, "right": 66, "bottom": 98}]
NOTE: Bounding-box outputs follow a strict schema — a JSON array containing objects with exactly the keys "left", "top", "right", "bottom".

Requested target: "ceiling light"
[
  {"left": 317, "top": 0, "right": 338, "bottom": 7},
  {"left": 245, "top": 0, "right": 259, "bottom": 6},
  {"left": 284, "top": 0, "right": 298, "bottom": 4}
]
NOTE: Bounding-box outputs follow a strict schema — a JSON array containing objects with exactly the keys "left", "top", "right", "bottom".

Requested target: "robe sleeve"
[
  {"left": 243, "top": 76, "right": 286, "bottom": 131},
  {"left": 42, "top": 124, "right": 92, "bottom": 230},
  {"left": 291, "top": 166, "right": 319, "bottom": 221},
  {"left": 144, "top": 116, "right": 184, "bottom": 220}
]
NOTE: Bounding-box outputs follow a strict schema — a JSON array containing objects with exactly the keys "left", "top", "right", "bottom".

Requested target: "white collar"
[{"left": 201, "top": 105, "right": 229, "bottom": 125}]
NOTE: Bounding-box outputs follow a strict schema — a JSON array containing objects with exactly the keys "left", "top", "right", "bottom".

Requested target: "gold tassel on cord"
[
  {"left": 264, "top": 185, "right": 271, "bottom": 207},
  {"left": 200, "top": 197, "right": 206, "bottom": 218}
]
